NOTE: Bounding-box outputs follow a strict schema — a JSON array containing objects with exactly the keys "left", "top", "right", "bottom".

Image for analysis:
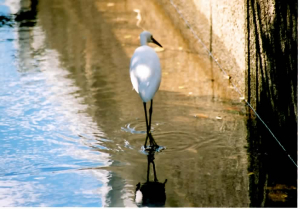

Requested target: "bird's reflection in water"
[{"left": 135, "top": 143, "right": 167, "bottom": 207}]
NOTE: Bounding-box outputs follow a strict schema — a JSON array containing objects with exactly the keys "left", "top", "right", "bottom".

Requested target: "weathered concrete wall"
[
  {"left": 155, "top": 0, "right": 246, "bottom": 94},
  {"left": 191, "top": 0, "right": 245, "bottom": 75}
]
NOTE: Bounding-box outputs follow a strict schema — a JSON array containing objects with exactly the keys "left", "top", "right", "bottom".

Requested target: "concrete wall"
[
  {"left": 192, "top": 0, "right": 245, "bottom": 74},
  {"left": 155, "top": 0, "right": 246, "bottom": 94}
]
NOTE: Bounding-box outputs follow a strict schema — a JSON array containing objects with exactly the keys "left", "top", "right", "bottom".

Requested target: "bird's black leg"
[
  {"left": 144, "top": 102, "right": 149, "bottom": 148},
  {"left": 147, "top": 154, "right": 151, "bottom": 182},
  {"left": 148, "top": 100, "right": 158, "bottom": 148},
  {"left": 152, "top": 161, "right": 158, "bottom": 182},
  {"left": 149, "top": 99, "right": 153, "bottom": 133}
]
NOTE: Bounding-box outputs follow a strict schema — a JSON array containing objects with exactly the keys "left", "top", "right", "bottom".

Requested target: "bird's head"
[
  {"left": 136, "top": 182, "right": 141, "bottom": 191},
  {"left": 140, "top": 31, "right": 163, "bottom": 48}
]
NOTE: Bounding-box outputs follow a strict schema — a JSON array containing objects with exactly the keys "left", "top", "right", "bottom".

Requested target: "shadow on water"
[
  {"left": 14, "top": 0, "right": 38, "bottom": 26},
  {"left": 246, "top": 0, "right": 297, "bottom": 207},
  {"left": 0, "top": 14, "right": 13, "bottom": 27},
  {"left": 0, "top": 0, "right": 37, "bottom": 27}
]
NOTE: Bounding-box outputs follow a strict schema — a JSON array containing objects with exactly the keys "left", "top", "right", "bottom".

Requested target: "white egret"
[{"left": 130, "top": 31, "right": 162, "bottom": 149}]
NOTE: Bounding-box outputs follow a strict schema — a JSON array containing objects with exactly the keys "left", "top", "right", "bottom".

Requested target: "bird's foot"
[
  {"left": 143, "top": 132, "right": 166, "bottom": 153},
  {"left": 142, "top": 145, "right": 166, "bottom": 154}
]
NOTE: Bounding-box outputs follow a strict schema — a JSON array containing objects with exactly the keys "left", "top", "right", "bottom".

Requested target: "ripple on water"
[
  {"left": 121, "top": 118, "right": 166, "bottom": 134},
  {"left": 121, "top": 122, "right": 146, "bottom": 134},
  {"left": 121, "top": 127, "right": 206, "bottom": 156},
  {"left": 151, "top": 131, "right": 204, "bottom": 153}
]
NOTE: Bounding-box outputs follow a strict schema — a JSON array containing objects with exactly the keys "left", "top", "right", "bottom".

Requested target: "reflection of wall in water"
[
  {"left": 246, "top": 0, "right": 297, "bottom": 207},
  {"left": 36, "top": 0, "right": 136, "bottom": 206},
  {"left": 14, "top": 0, "right": 38, "bottom": 71}
]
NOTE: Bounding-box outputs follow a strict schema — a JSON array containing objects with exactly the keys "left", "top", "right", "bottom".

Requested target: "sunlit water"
[{"left": 0, "top": 0, "right": 250, "bottom": 207}]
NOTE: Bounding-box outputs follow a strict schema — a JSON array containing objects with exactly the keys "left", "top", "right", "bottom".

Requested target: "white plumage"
[
  {"left": 135, "top": 189, "right": 143, "bottom": 204},
  {"left": 130, "top": 31, "right": 162, "bottom": 102}
]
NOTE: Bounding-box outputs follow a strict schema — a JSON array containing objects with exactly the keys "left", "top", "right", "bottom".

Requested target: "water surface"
[{"left": 0, "top": 0, "right": 249, "bottom": 207}]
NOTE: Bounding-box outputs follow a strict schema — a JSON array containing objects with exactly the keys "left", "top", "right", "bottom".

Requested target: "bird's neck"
[{"left": 140, "top": 36, "right": 148, "bottom": 46}]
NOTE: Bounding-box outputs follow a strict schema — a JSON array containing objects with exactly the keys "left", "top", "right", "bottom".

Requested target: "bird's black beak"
[{"left": 151, "top": 37, "right": 163, "bottom": 48}]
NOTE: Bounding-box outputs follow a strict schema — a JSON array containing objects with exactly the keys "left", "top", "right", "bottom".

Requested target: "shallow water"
[{"left": 0, "top": 0, "right": 251, "bottom": 207}]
